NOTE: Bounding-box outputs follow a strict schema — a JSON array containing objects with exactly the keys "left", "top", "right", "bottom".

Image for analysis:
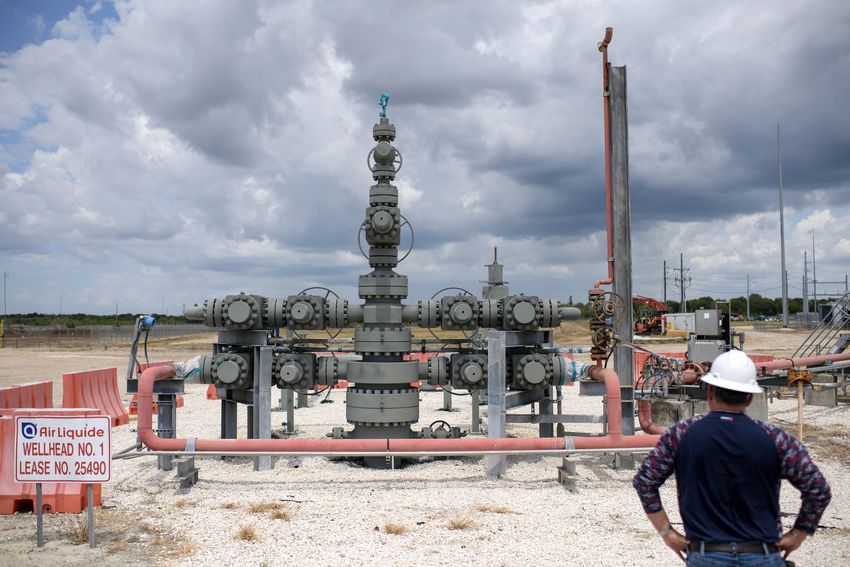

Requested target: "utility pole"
[
  {"left": 746, "top": 273, "right": 750, "bottom": 320},
  {"left": 662, "top": 260, "right": 667, "bottom": 304},
  {"left": 59, "top": 296, "right": 62, "bottom": 315},
  {"left": 812, "top": 231, "right": 818, "bottom": 317},
  {"left": 777, "top": 124, "right": 789, "bottom": 327},
  {"left": 2, "top": 271, "right": 7, "bottom": 317},
  {"left": 803, "top": 251, "right": 809, "bottom": 317},
  {"left": 673, "top": 253, "right": 691, "bottom": 313}
]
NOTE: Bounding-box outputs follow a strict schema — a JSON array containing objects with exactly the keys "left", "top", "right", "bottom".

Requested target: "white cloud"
[{"left": 0, "top": 0, "right": 848, "bottom": 314}]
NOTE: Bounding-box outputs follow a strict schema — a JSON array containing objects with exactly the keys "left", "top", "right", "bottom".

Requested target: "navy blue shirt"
[{"left": 634, "top": 411, "right": 831, "bottom": 542}]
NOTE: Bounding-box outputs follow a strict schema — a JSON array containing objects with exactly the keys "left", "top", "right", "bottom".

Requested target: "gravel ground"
[{"left": 1, "top": 328, "right": 849, "bottom": 566}]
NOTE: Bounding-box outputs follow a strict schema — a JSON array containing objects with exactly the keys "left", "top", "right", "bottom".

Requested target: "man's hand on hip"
[
  {"left": 777, "top": 528, "right": 807, "bottom": 558},
  {"left": 662, "top": 528, "right": 690, "bottom": 561}
]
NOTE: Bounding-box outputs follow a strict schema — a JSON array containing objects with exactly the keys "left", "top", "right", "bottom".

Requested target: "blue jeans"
[{"left": 686, "top": 551, "right": 785, "bottom": 566}]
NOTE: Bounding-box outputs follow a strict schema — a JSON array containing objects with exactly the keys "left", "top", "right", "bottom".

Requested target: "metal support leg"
[
  {"left": 442, "top": 384, "right": 453, "bottom": 411},
  {"left": 539, "top": 388, "right": 554, "bottom": 438},
  {"left": 487, "top": 330, "right": 506, "bottom": 477},
  {"left": 87, "top": 483, "right": 95, "bottom": 548},
  {"left": 221, "top": 400, "right": 238, "bottom": 439},
  {"left": 247, "top": 405, "right": 254, "bottom": 439},
  {"left": 253, "top": 346, "right": 273, "bottom": 471},
  {"left": 471, "top": 390, "right": 480, "bottom": 433},
  {"left": 156, "top": 393, "right": 176, "bottom": 471},
  {"left": 284, "top": 389, "right": 295, "bottom": 434},
  {"left": 36, "top": 483, "right": 43, "bottom": 548}
]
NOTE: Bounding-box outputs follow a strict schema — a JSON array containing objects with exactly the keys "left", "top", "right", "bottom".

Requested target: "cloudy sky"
[{"left": 1, "top": 0, "right": 849, "bottom": 316}]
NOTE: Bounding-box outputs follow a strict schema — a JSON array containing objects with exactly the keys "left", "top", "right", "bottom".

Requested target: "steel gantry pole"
[{"left": 777, "top": 124, "right": 789, "bottom": 327}]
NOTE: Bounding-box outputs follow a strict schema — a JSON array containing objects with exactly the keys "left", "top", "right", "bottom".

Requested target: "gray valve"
[
  {"left": 450, "top": 354, "right": 488, "bottom": 390},
  {"left": 274, "top": 353, "right": 317, "bottom": 390},
  {"left": 510, "top": 353, "right": 554, "bottom": 389},
  {"left": 185, "top": 293, "right": 266, "bottom": 330},
  {"left": 200, "top": 352, "right": 253, "bottom": 389},
  {"left": 440, "top": 295, "right": 479, "bottom": 331}
]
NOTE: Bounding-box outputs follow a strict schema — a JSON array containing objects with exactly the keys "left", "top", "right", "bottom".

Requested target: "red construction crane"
[{"left": 633, "top": 295, "right": 668, "bottom": 335}]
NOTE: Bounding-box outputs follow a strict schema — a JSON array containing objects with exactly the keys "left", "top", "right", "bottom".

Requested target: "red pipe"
[
  {"left": 593, "top": 26, "right": 615, "bottom": 290},
  {"left": 636, "top": 399, "right": 666, "bottom": 435},
  {"left": 138, "top": 364, "right": 660, "bottom": 454},
  {"left": 587, "top": 365, "right": 622, "bottom": 434},
  {"left": 755, "top": 352, "right": 850, "bottom": 375}
]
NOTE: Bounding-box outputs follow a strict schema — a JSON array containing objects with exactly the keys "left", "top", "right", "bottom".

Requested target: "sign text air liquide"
[{"left": 15, "top": 416, "right": 111, "bottom": 483}]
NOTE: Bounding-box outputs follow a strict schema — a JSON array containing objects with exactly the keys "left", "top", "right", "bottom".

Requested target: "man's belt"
[{"left": 687, "top": 542, "right": 780, "bottom": 554}]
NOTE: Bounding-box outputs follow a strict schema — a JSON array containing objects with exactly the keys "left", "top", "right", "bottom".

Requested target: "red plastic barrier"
[
  {"left": 128, "top": 361, "right": 184, "bottom": 414},
  {"left": 0, "top": 386, "right": 21, "bottom": 412},
  {"left": 404, "top": 352, "right": 438, "bottom": 388},
  {"left": 128, "top": 393, "right": 184, "bottom": 415},
  {"left": 206, "top": 384, "right": 219, "bottom": 400},
  {"left": 0, "top": 381, "right": 54, "bottom": 417},
  {"left": 0, "top": 408, "right": 102, "bottom": 515},
  {"left": 62, "top": 367, "right": 129, "bottom": 427}
]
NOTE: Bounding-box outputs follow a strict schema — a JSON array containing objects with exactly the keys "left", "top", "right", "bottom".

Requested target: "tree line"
[
  {"left": 1, "top": 313, "right": 190, "bottom": 328},
  {"left": 569, "top": 294, "right": 830, "bottom": 319}
]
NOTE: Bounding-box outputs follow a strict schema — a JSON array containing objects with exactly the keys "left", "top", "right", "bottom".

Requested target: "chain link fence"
[{"left": 1, "top": 323, "right": 210, "bottom": 348}]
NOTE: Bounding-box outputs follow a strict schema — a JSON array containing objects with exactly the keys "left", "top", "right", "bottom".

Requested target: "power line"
[{"left": 672, "top": 253, "right": 691, "bottom": 312}]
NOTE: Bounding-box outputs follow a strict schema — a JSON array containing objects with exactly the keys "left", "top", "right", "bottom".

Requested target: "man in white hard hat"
[{"left": 633, "top": 349, "right": 831, "bottom": 566}]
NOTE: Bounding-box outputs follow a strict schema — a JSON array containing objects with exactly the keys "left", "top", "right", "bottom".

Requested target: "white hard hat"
[{"left": 701, "top": 349, "right": 763, "bottom": 394}]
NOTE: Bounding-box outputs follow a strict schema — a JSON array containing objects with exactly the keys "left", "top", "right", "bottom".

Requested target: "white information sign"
[{"left": 15, "top": 416, "right": 111, "bottom": 483}]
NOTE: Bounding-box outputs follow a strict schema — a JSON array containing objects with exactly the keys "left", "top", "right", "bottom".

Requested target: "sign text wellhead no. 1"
[{"left": 15, "top": 416, "right": 111, "bottom": 482}]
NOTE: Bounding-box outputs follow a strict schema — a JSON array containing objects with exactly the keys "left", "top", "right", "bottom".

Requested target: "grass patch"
[
  {"left": 65, "top": 515, "right": 88, "bottom": 545},
  {"left": 384, "top": 523, "right": 408, "bottom": 535},
  {"left": 106, "top": 540, "right": 128, "bottom": 555},
  {"left": 139, "top": 522, "right": 158, "bottom": 534},
  {"left": 249, "top": 502, "right": 284, "bottom": 514},
  {"left": 173, "top": 498, "right": 192, "bottom": 509},
  {"left": 475, "top": 504, "right": 517, "bottom": 514},
  {"left": 236, "top": 525, "right": 260, "bottom": 542},
  {"left": 162, "top": 541, "right": 198, "bottom": 558},
  {"left": 447, "top": 516, "right": 477, "bottom": 530},
  {"left": 270, "top": 509, "right": 293, "bottom": 521},
  {"left": 219, "top": 501, "right": 240, "bottom": 510}
]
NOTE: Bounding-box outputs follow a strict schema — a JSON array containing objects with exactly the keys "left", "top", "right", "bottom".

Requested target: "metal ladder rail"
[{"left": 792, "top": 293, "right": 850, "bottom": 358}]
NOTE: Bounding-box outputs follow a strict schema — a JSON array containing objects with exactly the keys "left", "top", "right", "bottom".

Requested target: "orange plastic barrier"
[
  {"left": 126, "top": 361, "right": 184, "bottom": 415},
  {"left": 62, "top": 367, "right": 129, "bottom": 426},
  {"left": 0, "top": 381, "right": 53, "bottom": 417},
  {"left": 206, "top": 384, "right": 219, "bottom": 400},
  {"left": 404, "top": 352, "right": 438, "bottom": 388},
  {"left": 0, "top": 408, "right": 102, "bottom": 515},
  {"left": 128, "top": 393, "right": 184, "bottom": 415}
]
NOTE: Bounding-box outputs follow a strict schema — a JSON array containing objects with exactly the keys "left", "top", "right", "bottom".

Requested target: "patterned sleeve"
[
  {"left": 759, "top": 423, "right": 832, "bottom": 534},
  {"left": 633, "top": 416, "right": 701, "bottom": 513}
]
